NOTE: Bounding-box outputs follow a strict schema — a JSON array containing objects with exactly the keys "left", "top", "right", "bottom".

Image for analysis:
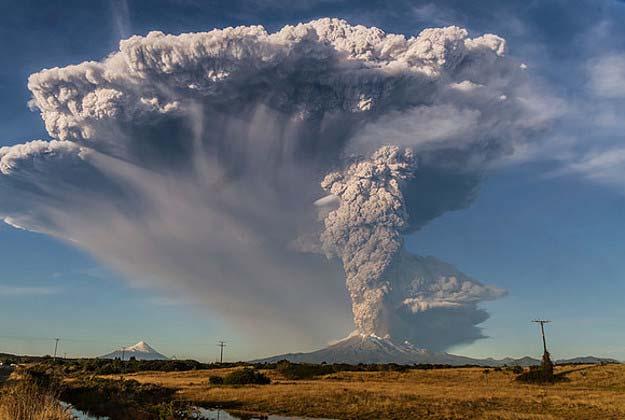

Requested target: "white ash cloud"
[
  {"left": 0, "top": 140, "right": 82, "bottom": 176},
  {"left": 0, "top": 19, "right": 552, "bottom": 349}
]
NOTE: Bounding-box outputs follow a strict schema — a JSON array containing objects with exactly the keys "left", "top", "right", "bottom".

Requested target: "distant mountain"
[
  {"left": 253, "top": 334, "right": 541, "bottom": 367},
  {"left": 100, "top": 341, "right": 168, "bottom": 361},
  {"left": 496, "top": 356, "right": 543, "bottom": 366},
  {"left": 556, "top": 356, "right": 620, "bottom": 365}
]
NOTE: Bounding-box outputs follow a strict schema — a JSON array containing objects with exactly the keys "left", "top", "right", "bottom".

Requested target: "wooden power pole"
[
  {"left": 532, "top": 320, "right": 554, "bottom": 378},
  {"left": 217, "top": 341, "right": 227, "bottom": 363},
  {"left": 53, "top": 338, "right": 60, "bottom": 361},
  {"left": 532, "top": 320, "right": 551, "bottom": 354}
]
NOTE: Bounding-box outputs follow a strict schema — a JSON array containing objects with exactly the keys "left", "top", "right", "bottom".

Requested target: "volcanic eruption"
[{"left": 0, "top": 19, "right": 553, "bottom": 352}]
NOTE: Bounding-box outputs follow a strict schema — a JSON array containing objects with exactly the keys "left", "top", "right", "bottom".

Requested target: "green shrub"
[
  {"left": 511, "top": 365, "right": 524, "bottom": 374},
  {"left": 276, "top": 361, "right": 334, "bottom": 380},
  {"left": 223, "top": 368, "right": 270, "bottom": 385},
  {"left": 516, "top": 364, "right": 559, "bottom": 384},
  {"left": 208, "top": 375, "right": 224, "bottom": 385}
]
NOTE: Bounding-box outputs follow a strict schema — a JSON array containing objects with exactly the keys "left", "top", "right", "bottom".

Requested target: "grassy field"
[
  {"left": 98, "top": 364, "right": 625, "bottom": 419},
  {"left": 0, "top": 376, "right": 70, "bottom": 420}
]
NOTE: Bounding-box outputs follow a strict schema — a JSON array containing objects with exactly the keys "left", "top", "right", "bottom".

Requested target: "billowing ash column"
[
  {"left": 319, "top": 145, "right": 506, "bottom": 345},
  {"left": 320, "top": 146, "right": 416, "bottom": 337},
  {"left": 0, "top": 18, "right": 545, "bottom": 349}
]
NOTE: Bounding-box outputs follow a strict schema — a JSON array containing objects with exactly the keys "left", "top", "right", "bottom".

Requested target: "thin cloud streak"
[{"left": 0, "top": 285, "right": 60, "bottom": 296}]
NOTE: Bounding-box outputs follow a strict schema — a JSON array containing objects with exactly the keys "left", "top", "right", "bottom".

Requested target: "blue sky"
[{"left": 2, "top": 0, "right": 625, "bottom": 362}]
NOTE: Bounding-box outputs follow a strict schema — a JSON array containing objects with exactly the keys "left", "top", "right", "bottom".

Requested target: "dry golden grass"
[
  {"left": 101, "top": 364, "right": 625, "bottom": 419},
  {"left": 0, "top": 379, "right": 70, "bottom": 420}
]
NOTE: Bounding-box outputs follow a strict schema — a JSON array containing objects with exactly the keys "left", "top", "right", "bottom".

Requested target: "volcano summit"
[{"left": 100, "top": 341, "right": 168, "bottom": 361}]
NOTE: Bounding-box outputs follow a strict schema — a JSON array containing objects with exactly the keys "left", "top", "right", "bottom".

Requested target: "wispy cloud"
[
  {"left": 110, "top": 0, "right": 131, "bottom": 40},
  {"left": 0, "top": 285, "right": 60, "bottom": 296},
  {"left": 552, "top": 148, "right": 625, "bottom": 191},
  {"left": 145, "top": 296, "right": 187, "bottom": 306},
  {"left": 588, "top": 53, "right": 625, "bottom": 98}
]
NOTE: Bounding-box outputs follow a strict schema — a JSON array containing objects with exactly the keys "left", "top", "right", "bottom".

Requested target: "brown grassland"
[
  {"left": 99, "top": 364, "right": 625, "bottom": 419},
  {"left": 0, "top": 379, "right": 70, "bottom": 420}
]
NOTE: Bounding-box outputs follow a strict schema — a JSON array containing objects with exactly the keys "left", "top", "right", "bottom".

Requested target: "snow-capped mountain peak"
[
  {"left": 125, "top": 341, "right": 154, "bottom": 352},
  {"left": 100, "top": 341, "right": 168, "bottom": 361}
]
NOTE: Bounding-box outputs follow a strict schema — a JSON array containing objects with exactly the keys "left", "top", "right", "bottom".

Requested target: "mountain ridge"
[
  {"left": 556, "top": 356, "right": 620, "bottom": 365},
  {"left": 253, "top": 334, "right": 619, "bottom": 367}
]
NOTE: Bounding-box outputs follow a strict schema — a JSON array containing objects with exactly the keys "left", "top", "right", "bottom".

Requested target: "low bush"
[
  {"left": 208, "top": 375, "right": 224, "bottom": 385},
  {"left": 20, "top": 357, "right": 234, "bottom": 376},
  {"left": 510, "top": 365, "right": 524, "bottom": 374},
  {"left": 276, "top": 361, "right": 334, "bottom": 380},
  {"left": 516, "top": 364, "right": 562, "bottom": 384},
  {"left": 223, "top": 368, "right": 270, "bottom": 385}
]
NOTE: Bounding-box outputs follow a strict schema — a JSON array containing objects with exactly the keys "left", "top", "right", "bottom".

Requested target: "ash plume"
[
  {"left": 0, "top": 19, "right": 552, "bottom": 349},
  {"left": 319, "top": 146, "right": 417, "bottom": 337},
  {"left": 316, "top": 146, "right": 504, "bottom": 347}
]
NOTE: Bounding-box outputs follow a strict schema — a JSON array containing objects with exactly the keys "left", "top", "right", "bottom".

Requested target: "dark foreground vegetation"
[
  {"left": 3, "top": 351, "right": 520, "bottom": 377},
  {"left": 1, "top": 354, "right": 222, "bottom": 375},
  {"left": 3, "top": 350, "right": 616, "bottom": 375},
  {"left": 2, "top": 359, "right": 530, "bottom": 420},
  {"left": 10, "top": 364, "right": 198, "bottom": 419},
  {"left": 210, "top": 368, "right": 271, "bottom": 385},
  {"left": 61, "top": 377, "right": 191, "bottom": 419},
  {"left": 2, "top": 352, "right": 622, "bottom": 420},
  {"left": 16, "top": 363, "right": 274, "bottom": 419}
]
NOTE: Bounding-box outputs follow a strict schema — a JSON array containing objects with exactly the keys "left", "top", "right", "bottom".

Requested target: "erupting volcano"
[{"left": 0, "top": 18, "right": 551, "bottom": 354}]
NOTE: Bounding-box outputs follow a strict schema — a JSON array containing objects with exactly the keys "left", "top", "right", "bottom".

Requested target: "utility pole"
[
  {"left": 532, "top": 320, "right": 554, "bottom": 378},
  {"left": 53, "top": 338, "right": 60, "bottom": 361},
  {"left": 217, "top": 341, "right": 227, "bottom": 363},
  {"left": 121, "top": 348, "right": 125, "bottom": 362},
  {"left": 532, "top": 320, "right": 550, "bottom": 354}
]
